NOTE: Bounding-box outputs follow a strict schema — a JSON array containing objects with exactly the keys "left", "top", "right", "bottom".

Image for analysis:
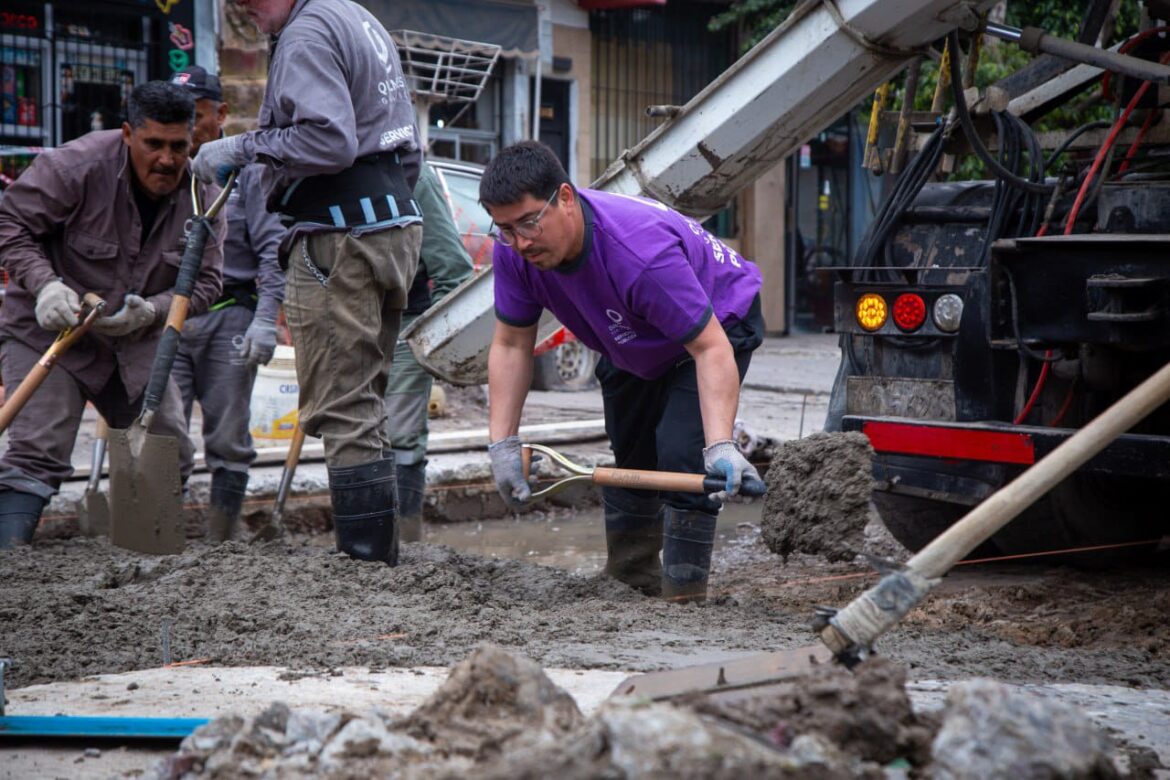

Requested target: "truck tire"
[{"left": 532, "top": 341, "right": 599, "bottom": 392}]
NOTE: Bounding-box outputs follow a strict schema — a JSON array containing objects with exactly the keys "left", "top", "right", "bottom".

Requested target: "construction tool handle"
[
  {"left": 0, "top": 295, "right": 105, "bottom": 436},
  {"left": 86, "top": 417, "right": 109, "bottom": 493},
  {"left": 274, "top": 423, "right": 306, "bottom": 511},
  {"left": 139, "top": 213, "right": 217, "bottom": 417},
  {"left": 592, "top": 466, "right": 766, "bottom": 497},
  {"left": 910, "top": 358, "right": 1170, "bottom": 579}
]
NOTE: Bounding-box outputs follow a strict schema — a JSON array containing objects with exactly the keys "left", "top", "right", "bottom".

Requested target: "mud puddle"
[{"left": 425, "top": 502, "right": 762, "bottom": 574}]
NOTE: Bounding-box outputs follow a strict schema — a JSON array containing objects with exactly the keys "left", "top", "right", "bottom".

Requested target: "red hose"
[
  {"left": 1117, "top": 108, "right": 1156, "bottom": 176},
  {"left": 1063, "top": 80, "right": 1151, "bottom": 235},
  {"left": 1013, "top": 355, "right": 1051, "bottom": 425}
]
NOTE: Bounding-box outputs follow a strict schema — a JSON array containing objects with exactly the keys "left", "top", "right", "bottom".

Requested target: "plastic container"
[{"left": 249, "top": 345, "right": 299, "bottom": 445}]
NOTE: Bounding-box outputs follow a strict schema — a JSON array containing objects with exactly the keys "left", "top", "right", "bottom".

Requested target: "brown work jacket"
[{"left": 0, "top": 130, "right": 224, "bottom": 399}]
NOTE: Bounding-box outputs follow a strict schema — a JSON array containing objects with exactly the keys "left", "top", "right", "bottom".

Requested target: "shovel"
[
  {"left": 78, "top": 415, "right": 111, "bottom": 537},
  {"left": 520, "top": 443, "right": 768, "bottom": 499},
  {"left": 250, "top": 418, "right": 305, "bottom": 543},
  {"left": 610, "top": 358, "right": 1170, "bottom": 702},
  {"left": 0, "top": 293, "right": 106, "bottom": 436},
  {"left": 108, "top": 173, "right": 236, "bottom": 555}
]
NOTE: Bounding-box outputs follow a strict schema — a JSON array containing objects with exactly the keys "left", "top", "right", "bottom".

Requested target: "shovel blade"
[
  {"left": 107, "top": 426, "right": 184, "bottom": 554},
  {"left": 79, "top": 488, "right": 111, "bottom": 537},
  {"left": 608, "top": 644, "right": 835, "bottom": 704}
]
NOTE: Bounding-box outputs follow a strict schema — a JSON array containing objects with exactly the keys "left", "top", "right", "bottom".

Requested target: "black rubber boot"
[
  {"left": 603, "top": 487, "right": 664, "bottom": 597},
  {"left": 396, "top": 460, "right": 426, "bottom": 543},
  {"left": 207, "top": 469, "right": 249, "bottom": 542},
  {"left": 661, "top": 506, "right": 718, "bottom": 605},
  {"left": 0, "top": 490, "right": 48, "bottom": 549},
  {"left": 328, "top": 456, "right": 399, "bottom": 565}
]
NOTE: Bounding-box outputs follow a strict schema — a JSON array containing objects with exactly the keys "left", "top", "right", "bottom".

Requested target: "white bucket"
[{"left": 249, "top": 344, "right": 299, "bottom": 445}]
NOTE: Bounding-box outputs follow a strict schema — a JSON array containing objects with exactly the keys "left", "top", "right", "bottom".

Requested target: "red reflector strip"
[{"left": 861, "top": 421, "right": 1036, "bottom": 465}]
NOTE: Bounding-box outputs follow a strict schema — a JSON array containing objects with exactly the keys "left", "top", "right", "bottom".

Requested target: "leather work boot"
[
  {"left": 207, "top": 469, "right": 249, "bottom": 542},
  {"left": 0, "top": 489, "right": 47, "bottom": 549},
  {"left": 395, "top": 460, "right": 426, "bottom": 543},
  {"left": 602, "top": 487, "right": 664, "bottom": 596},
  {"left": 661, "top": 506, "right": 718, "bottom": 605},
  {"left": 328, "top": 455, "right": 399, "bottom": 565}
]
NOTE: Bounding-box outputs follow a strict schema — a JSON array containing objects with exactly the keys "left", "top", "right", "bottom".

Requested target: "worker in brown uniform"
[{"left": 0, "top": 81, "right": 224, "bottom": 548}]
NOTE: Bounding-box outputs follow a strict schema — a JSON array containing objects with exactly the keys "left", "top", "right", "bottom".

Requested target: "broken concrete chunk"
[
  {"left": 403, "top": 642, "right": 584, "bottom": 759},
  {"left": 931, "top": 679, "right": 1119, "bottom": 780}
]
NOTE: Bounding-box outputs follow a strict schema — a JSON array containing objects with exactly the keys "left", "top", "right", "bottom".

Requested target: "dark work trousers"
[
  {"left": 0, "top": 337, "right": 193, "bottom": 497},
  {"left": 173, "top": 304, "right": 258, "bottom": 476},
  {"left": 597, "top": 296, "right": 764, "bottom": 516}
]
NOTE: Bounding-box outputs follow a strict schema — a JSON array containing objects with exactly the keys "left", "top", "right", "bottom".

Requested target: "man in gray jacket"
[
  {"left": 171, "top": 66, "right": 286, "bottom": 541},
  {"left": 192, "top": 0, "right": 422, "bottom": 565},
  {"left": 0, "top": 82, "right": 224, "bottom": 547}
]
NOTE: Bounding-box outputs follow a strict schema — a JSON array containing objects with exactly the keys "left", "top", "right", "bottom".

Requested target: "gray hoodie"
[{"left": 241, "top": 0, "right": 421, "bottom": 212}]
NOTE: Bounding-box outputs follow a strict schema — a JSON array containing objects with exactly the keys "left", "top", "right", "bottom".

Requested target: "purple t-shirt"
[{"left": 493, "top": 189, "right": 763, "bottom": 380}]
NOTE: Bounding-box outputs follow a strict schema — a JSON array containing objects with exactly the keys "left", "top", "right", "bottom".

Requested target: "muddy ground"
[{"left": 1, "top": 515, "right": 1167, "bottom": 693}]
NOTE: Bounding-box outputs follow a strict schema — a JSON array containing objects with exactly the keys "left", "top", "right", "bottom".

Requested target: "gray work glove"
[
  {"left": 702, "top": 439, "right": 762, "bottom": 503},
  {"left": 92, "top": 294, "right": 156, "bottom": 337},
  {"left": 191, "top": 134, "right": 247, "bottom": 185},
  {"left": 240, "top": 316, "right": 278, "bottom": 367},
  {"left": 34, "top": 280, "right": 81, "bottom": 331},
  {"left": 488, "top": 434, "right": 532, "bottom": 510}
]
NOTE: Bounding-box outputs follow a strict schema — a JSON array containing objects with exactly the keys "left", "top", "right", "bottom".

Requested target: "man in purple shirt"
[{"left": 481, "top": 141, "right": 764, "bottom": 604}]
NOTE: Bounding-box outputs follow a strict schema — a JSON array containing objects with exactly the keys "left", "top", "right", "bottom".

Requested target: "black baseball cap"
[{"left": 170, "top": 65, "right": 223, "bottom": 102}]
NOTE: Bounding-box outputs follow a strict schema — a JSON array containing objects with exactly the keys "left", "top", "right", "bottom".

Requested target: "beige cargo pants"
[{"left": 284, "top": 225, "right": 422, "bottom": 467}]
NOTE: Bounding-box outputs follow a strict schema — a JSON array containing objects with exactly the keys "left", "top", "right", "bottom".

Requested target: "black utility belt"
[
  {"left": 209, "top": 282, "right": 258, "bottom": 312},
  {"left": 276, "top": 152, "right": 420, "bottom": 228}
]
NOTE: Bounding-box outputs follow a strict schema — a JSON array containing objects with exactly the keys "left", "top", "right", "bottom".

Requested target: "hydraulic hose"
[{"left": 948, "top": 31, "right": 1055, "bottom": 195}]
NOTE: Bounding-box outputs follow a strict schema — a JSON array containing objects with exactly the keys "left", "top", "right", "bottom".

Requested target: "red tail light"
[{"left": 892, "top": 293, "right": 927, "bottom": 331}]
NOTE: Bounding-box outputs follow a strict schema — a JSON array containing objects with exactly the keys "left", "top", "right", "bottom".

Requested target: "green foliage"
[{"left": 708, "top": 0, "right": 796, "bottom": 51}]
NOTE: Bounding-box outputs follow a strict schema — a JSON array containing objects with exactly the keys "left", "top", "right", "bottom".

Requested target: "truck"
[{"left": 409, "top": 0, "right": 1170, "bottom": 555}]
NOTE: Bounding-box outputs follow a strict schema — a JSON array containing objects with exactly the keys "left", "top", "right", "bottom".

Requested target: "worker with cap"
[
  {"left": 170, "top": 65, "right": 286, "bottom": 541},
  {"left": 191, "top": 0, "right": 422, "bottom": 565},
  {"left": 480, "top": 140, "right": 764, "bottom": 604},
  {"left": 0, "top": 81, "right": 223, "bottom": 547}
]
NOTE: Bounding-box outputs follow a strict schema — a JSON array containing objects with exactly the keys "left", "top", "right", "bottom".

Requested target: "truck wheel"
[{"left": 532, "top": 341, "right": 599, "bottom": 392}]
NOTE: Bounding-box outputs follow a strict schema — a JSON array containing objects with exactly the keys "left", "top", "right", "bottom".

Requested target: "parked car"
[{"left": 429, "top": 157, "right": 598, "bottom": 392}]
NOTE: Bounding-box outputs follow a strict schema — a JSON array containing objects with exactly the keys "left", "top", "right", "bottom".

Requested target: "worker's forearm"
[
  {"left": 695, "top": 349, "right": 741, "bottom": 445},
  {"left": 488, "top": 341, "right": 534, "bottom": 441}
]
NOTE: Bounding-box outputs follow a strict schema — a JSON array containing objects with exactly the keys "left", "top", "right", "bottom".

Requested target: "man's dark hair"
[
  {"left": 479, "top": 140, "right": 571, "bottom": 207},
  {"left": 126, "top": 81, "right": 195, "bottom": 129}
]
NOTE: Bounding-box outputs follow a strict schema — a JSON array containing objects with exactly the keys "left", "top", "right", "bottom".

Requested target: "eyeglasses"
[{"left": 489, "top": 189, "right": 559, "bottom": 247}]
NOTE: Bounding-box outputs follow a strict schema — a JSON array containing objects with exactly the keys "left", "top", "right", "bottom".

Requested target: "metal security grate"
[{"left": 589, "top": 2, "right": 735, "bottom": 182}]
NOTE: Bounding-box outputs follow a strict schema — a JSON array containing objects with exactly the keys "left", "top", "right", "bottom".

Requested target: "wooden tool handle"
[{"left": 592, "top": 466, "right": 709, "bottom": 493}]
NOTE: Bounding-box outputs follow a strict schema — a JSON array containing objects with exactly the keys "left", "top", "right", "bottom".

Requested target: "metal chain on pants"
[{"left": 302, "top": 236, "right": 330, "bottom": 288}]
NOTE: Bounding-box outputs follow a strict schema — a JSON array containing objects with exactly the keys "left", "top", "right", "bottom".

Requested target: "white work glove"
[
  {"left": 92, "top": 294, "right": 156, "bottom": 337},
  {"left": 34, "top": 280, "right": 81, "bottom": 331},
  {"left": 191, "top": 134, "right": 247, "bottom": 185},
  {"left": 702, "top": 439, "right": 762, "bottom": 503},
  {"left": 240, "top": 316, "right": 278, "bottom": 367},
  {"left": 488, "top": 435, "right": 533, "bottom": 510}
]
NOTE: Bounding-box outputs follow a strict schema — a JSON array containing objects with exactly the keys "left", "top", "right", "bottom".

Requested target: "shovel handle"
[
  {"left": 592, "top": 467, "right": 766, "bottom": 497},
  {"left": 521, "top": 443, "right": 767, "bottom": 499},
  {"left": 274, "top": 422, "right": 306, "bottom": 513},
  {"left": 0, "top": 294, "right": 106, "bottom": 436},
  {"left": 140, "top": 176, "right": 237, "bottom": 420}
]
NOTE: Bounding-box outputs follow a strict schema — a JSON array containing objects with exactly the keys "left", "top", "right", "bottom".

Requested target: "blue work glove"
[
  {"left": 488, "top": 435, "right": 532, "bottom": 510},
  {"left": 92, "top": 294, "right": 157, "bottom": 337},
  {"left": 240, "top": 316, "right": 278, "bottom": 368},
  {"left": 702, "top": 439, "right": 762, "bottom": 503},
  {"left": 34, "top": 280, "right": 81, "bottom": 331},
  {"left": 191, "top": 135, "right": 247, "bottom": 186}
]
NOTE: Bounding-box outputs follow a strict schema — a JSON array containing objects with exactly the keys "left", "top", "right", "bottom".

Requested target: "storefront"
[{"left": 1, "top": 0, "right": 209, "bottom": 185}]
